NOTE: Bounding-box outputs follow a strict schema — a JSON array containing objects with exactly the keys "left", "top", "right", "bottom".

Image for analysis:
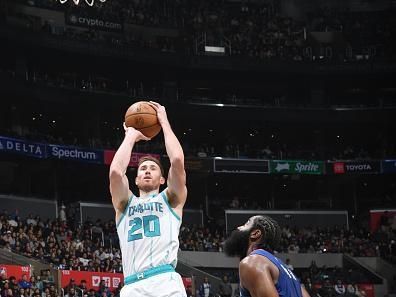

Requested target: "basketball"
[{"left": 124, "top": 101, "right": 161, "bottom": 138}]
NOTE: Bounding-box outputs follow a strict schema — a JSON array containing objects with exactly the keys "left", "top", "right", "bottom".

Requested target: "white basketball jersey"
[{"left": 116, "top": 190, "right": 181, "bottom": 277}]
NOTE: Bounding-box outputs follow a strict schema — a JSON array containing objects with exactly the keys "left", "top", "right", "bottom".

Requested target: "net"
[{"left": 58, "top": 0, "right": 107, "bottom": 6}]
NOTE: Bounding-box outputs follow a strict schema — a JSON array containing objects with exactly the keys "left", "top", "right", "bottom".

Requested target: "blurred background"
[{"left": 0, "top": 0, "right": 395, "bottom": 296}]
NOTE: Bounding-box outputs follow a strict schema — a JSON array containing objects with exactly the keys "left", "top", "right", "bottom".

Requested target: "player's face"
[
  {"left": 135, "top": 160, "right": 164, "bottom": 192},
  {"left": 223, "top": 216, "right": 257, "bottom": 258}
]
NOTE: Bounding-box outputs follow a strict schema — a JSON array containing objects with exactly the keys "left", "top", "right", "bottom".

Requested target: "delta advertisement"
[
  {"left": 0, "top": 136, "right": 46, "bottom": 159},
  {"left": 0, "top": 264, "right": 31, "bottom": 279},
  {"left": 270, "top": 160, "right": 324, "bottom": 175},
  {"left": 0, "top": 135, "right": 157, "bottom": 167}
]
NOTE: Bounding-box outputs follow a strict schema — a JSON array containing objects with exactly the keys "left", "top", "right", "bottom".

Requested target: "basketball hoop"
[{"left": 58, "top": 0, "right": 107, "bottom": 6}]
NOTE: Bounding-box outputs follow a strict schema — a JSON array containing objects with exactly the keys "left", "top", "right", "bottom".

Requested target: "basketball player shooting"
[
  {"left": 109, "top": 101, "right": 187, "bottom": 297},
  {"left": 223, "top": 216, "right": 311, "bottom": 297}
]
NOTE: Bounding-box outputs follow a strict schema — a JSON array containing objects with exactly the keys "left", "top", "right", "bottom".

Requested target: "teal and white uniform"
[{"left": 117, "top": 190, "right": 186, "bottom": 297}]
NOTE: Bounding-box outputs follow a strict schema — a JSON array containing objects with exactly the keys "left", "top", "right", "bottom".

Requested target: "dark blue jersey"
[{"left": 240, "top": 249, "right": 303, "bottom": 297}]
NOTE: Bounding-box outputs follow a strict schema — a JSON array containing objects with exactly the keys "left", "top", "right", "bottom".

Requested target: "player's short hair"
[
  {"left": 138, "top": 156, "right": 164, "bottom": 176},
  {"left": 253, "top": 215, "right": 281, "bottom": 251}
]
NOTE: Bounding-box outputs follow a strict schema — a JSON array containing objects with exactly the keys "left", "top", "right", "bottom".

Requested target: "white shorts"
[{"left": 120, "top": 271, "right": 187, "bottom": 297}]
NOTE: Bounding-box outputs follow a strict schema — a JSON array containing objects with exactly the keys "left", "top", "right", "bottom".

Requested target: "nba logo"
[{"left": 334, "top": 162, "right": 345, "bottom": 174}]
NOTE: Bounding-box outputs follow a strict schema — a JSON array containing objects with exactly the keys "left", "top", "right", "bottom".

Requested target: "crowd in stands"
[
  {"left": 8, "top": 0, "right": 396, "bottom": 62},
  {"left": 1, "top": 208, "right": 395, "bottom": 262},
  {"left": 0, "top": 273, "right": 50, "bottom": 297},
  {"left": 0, "top": 68, "right": 394, "bottom": 161},
  {"left": 0, "top": 213, "right": 122, "bottom": 273},
  {"left": 178, "top": 219, "right": 396, "bottom": 262},
  {"left": 300, "top": 261, "right": 369, "bottom": 297},
  {"left": 0, "top": 211, "right": 122, "bottom": 296},
  {"left": 1, "top": 209, "right": 395, "bottom": 295},
  {"left": 2, "top": 118, "right": 395, "bottom": 162},
  {"left": 5, "top": 67, "right": 395, "bottom": 111},
  {"left": 211, "top": 264, "right": 372, "bottom": 296},
  {"left": 0, "top": 272, "right": 121, "bottom": 297}
]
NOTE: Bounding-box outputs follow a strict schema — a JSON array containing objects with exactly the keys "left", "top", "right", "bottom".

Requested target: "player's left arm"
[
  {"left": 239, "top": 255, "right": 279, "bottom": 297},
  {"left": 149, "top": 101, "right": 187, "bottom": 213}
]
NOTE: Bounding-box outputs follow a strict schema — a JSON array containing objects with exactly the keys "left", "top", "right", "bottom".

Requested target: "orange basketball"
[{"left": 124, "top": 101, "right": 161, "bottom": 138}]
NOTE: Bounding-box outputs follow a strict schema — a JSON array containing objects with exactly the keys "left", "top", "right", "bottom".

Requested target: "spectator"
[
  {"left": 78, "top": 280, "right": 88, "bottom": 297},
  {"left": 97, "top": 280, "right": 111, "bottom": 297},
  {"left": 199, "top": 277, "right": 212, "bottom": 297},
  {"left": 218, "top": 275, "right": 232, "bottom": 297},
  {"left": 65, "top": 287, "right": 77, "bottom": 297},
  {"left": 79, "top": 253, "right": 89, "bottom": 267},
  {"left": 59, "top": 204, "right": 67, "bottom": 223},
  {"left": 334, "top": 279, "right": 346, "bottom": 295},
  {"left": 286, "top": 258, "right": 294, "bottom": 271},
  {"left": 30, "top": 276, "right": 40, "bottom": 291},
  {"left": 17, "top": 288, "right": 24, "bottom": 297},
  {"left": 64, "top": 279, "right": 77, "bottom": 295},
  {"left": 229, "top": 196, "right": 240, "bottom": 209},
  {"left": 17, "top": 274, "right": 31, "bottom": 289},
  {"left": 0, "top": 273, "right": 6, "bottom": 288},
  {"left": 346, "top": 283, "right": 359, "bottom": 297},
  {"left": 302, "top": 278, "right": 317, "bottom": 296},
  {"left": 48, "top": 284, "right": 58, "bottom": 297},
  {"left": 41, "top": 270, "right": 54, "bottom": 286},
  {"left": 32, "top": 288, "right": 41, "bottom": 297},
  {"left": 1, "top": 280, "right": 10, "bottom": 297},
  {"left": 5, "top": 288, "right": 13, "bottom": 297},
  {"left": 319, "top": 279, "right": 335, "bottom": 297},
  {"left": 26, "top": 214, "right": 37, "bottom": 226},
  {"left": 7, "top": 277, "right": 17, "bottom": 293}
]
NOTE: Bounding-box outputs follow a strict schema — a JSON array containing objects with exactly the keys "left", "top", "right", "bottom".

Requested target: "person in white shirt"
[
  {"left": 334, "top": 279, "right": 346, "bottom": 295},
  {"left": 286, "top": 258, "right": 294, "bottom": 271}
]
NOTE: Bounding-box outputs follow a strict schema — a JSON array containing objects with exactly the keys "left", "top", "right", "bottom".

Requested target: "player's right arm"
[
  {"left": 109, "top": 125, "right": 149, "bottom": 219},
  {"left": 239, "top": 255, "right": 279, "bottom": 297}
]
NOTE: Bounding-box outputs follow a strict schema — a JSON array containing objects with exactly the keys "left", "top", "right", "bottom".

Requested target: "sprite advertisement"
[{"left": 270, "top": 160, "right": 324, "bottom": 175}]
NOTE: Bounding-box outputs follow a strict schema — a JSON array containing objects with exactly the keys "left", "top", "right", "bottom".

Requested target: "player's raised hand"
[
  {"left": 123, "top": 122, "right": 151, "bottom": 142},
  {"left": 148, "top": 101, "right": 169, "bottom": 127}
]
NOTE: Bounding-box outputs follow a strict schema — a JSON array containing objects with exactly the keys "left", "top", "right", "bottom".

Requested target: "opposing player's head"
[
  {"left": 223, "top": 215, "right": 280, "bottom": 258},
  {"left": 135, "top": 156, "right": 165, "bottom": 193}
]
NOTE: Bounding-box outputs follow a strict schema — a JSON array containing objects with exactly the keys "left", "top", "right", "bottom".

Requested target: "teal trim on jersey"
[
  {"left": 160, "top": 191, "right": 181, "bottom": 221},
  {"left": 116, "top": 195, "right": 133, "bottom": 228},
  {"left": 124, "top": 264, "right": 175, "bottom": 285}
]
